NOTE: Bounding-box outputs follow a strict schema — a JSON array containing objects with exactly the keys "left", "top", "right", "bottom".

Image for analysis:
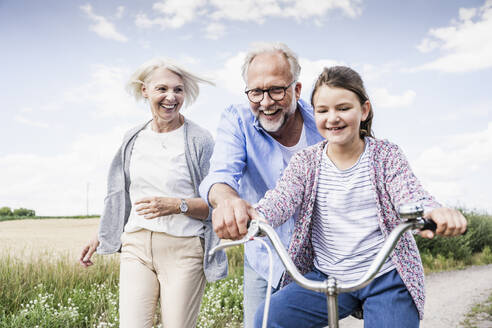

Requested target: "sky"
[{"left": 1, "top": 0, "right": 491, "bottom": 216}]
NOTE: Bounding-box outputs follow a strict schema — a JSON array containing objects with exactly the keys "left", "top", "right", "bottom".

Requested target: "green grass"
[
  {"left": 0, "top": 247, "right": 244, "bottom": 328},
  {"left": 0, "top": 253, "right": 120, "bottom": 328},
  {"left": 461, "top": 293, "right": 492, "bottom": 328},
  {"left": 420, "top": 246, "right": 492, "bottom": 273}
]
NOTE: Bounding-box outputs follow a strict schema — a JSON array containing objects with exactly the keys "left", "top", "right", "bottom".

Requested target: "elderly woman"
[{"left": 79, "top": 58, "right": 227, "bottom": 328}]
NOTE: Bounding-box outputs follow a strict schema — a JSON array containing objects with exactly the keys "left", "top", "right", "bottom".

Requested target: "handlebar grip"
[
  {"left": 421, "top": 219, "right": 437, "bottom": 232},
  {"left": 421, "top": 219, "right": 467, "bottom": 235}
]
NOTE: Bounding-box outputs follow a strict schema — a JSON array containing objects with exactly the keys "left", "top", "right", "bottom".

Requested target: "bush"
[
  {"left": 416, "top": 210, "right": 492, "bottom": 263},
  {"left": 465, "top": 212, "right": 492, "bottom": 253},
  {"left": 12, "top": 208, "right": 36, "bottom": 217},
  {"left": 0, "top": 207, "right": 13, "bottom": 216}
]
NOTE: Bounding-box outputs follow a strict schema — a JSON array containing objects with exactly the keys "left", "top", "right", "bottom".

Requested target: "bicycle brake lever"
[
  {"left": 400, "top": 203, "right": 467, "bottom": 235},
  {"left": 400, "top": 203, "right": 437, "bottom": 232},
  {"left": 208, "top": 219, "right": 262, "bottom": 256}
]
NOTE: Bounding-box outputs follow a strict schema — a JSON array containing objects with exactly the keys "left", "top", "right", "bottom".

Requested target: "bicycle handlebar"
[
  {"left": 209, "top": 203, "right": 436, "bottom": 294},
  {"left": 209, "top": 203, "right": 454, "bottom": 328}
]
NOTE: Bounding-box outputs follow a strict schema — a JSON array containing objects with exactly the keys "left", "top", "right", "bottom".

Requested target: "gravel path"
[{"left": 340, "top": 264, "right": 492, "bottom": 328}]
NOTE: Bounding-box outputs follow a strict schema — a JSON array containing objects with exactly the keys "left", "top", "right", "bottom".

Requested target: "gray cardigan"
[{"left": 96, "top": 117, "right": 228, "bottom": 282}]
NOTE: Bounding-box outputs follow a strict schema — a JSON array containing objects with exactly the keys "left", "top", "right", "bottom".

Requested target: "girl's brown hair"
[{"left": 310, "top": 66, "right": 374, "bottom": 138}]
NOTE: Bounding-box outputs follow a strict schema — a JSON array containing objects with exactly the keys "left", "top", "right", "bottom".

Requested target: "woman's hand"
[
  {"left": 79, "top": 235, "right": 100, "bottom": 267},
  {"left": 135, "top": 197, "right": 179, "bottom": 220},
  {"left": 419, "top": 207, "right": 467, "bottom": 239}
]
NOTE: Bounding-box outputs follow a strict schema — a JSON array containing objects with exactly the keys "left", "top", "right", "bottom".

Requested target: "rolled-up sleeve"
[{"left": 199, "top": 106, "right": 247, "bottom": 206}]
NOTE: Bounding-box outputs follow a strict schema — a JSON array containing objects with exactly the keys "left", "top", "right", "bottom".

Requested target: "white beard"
[{"left": 257, "top": 97, "right": 297, "bottom": 133}]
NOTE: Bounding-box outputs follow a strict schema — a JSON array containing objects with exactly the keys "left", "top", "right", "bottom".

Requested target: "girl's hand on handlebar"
[{"left": 419, "top": 207, "right": 467, "bottom": 239}]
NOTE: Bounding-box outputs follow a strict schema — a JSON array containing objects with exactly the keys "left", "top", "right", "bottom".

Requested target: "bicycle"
[{"left": 209, "top": 203, "right": 438, "bottom": 328}]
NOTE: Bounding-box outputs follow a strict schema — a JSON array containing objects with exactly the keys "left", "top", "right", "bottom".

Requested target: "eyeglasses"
[{"left": 245, "top": 80, "right": 296, "bottom": 104}]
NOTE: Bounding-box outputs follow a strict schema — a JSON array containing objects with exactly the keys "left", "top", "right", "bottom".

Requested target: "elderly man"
[{"left": 199, "top": 42, "right": 323, "bottom": 327}]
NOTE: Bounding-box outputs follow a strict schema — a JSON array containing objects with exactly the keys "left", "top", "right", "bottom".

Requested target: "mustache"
[{"left": 258, "top": 105, "right": 283, "bottom": 112}]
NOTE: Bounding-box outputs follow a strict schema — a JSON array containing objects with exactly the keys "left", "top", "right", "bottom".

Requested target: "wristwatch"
[{"left": 179, "top": 199, "right": 188, "bottom": 213}]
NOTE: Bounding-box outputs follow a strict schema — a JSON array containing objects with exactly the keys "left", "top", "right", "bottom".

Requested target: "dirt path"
[{"left": 340, "top": 264, "right": 492, "bottom": 328}]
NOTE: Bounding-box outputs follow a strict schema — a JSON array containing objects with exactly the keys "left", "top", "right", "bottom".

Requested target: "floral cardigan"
[{"left": 256, "top": 137, "right": 440, "bottom": 319}]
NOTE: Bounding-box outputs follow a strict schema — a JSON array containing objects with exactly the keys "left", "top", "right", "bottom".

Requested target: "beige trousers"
[{"left": 119, "top": 229, "right": 206, "bottom": 328}]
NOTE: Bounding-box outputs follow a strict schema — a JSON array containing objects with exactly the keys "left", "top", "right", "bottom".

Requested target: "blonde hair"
[
  {"left": 241, "top": 42, "right": 301, "bottom": 83},
  {"left": 126, "top": 58, "right": 214, "bottom": 107}
]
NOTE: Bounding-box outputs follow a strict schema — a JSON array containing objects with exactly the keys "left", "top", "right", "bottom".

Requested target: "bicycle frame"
[{"left": 210, "top": 203, "right": 435, "bottom": 328}]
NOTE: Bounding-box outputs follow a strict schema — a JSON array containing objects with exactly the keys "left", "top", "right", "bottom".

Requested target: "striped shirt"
[{"left": 312, "top": 143, "right": 395, "bottom": 285}]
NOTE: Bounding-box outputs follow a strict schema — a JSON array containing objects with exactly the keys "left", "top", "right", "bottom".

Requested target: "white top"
[
  {"left": 277, "top": 125, "right": 307, "bottom": 167},
  {"left": 312, "top": 142, "right": 394, "bottom": 284},
  {"left": 124, "top": 123, "right": 204, "bottom": 237}
]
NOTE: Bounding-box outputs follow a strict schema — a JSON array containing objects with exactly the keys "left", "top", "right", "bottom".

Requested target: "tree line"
[{"left": 0, "top": 206, "right": 35, "bottom": 217}]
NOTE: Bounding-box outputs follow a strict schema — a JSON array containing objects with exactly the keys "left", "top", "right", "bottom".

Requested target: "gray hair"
[
  {"left": 126, "top": 58, "right": 214, "bottom": 107},
  {"left": 241, "top": 42, "right": 301, "bottom": 84}
]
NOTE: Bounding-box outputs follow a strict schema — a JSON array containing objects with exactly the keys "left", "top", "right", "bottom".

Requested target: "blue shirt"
[{"left": 199, "top": 99, "right": 323, "bottom": 286}]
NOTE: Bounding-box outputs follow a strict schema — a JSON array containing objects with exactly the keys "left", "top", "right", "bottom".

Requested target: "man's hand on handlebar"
[
  {"left": 212, "top": 198, "right": 264, "bottom": 240},
  {"left": 419, "top": 207, "right": 467, "bottom": 239}
]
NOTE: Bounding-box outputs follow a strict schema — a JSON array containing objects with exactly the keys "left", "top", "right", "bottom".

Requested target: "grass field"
[
  {"left": 0, "top": 247, "right": 243, "bottom": 328},
  {"left": 1, "top": 211, "right": 491, "bottom": 327}
]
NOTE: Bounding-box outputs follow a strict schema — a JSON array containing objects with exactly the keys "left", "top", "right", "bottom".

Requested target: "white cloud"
[
  {"left": 416, "top": 38, "right": 439, "bottom": 53},
  {"left": 0, "top": 127, "right": 129, "bottom": 216},
  {"left": 416, "top": 0, "right": 492, "bottom": 72},
  {"left": 281, "top": 0, "right": 363, "bottom": 20},
  {"left": 412, "top": 122, "right": 492, "bottom": 212},
  {"left": 135, "top": 0, "right": 207, "bottom": 29},
  {"left": 209, "top": 0, "right": 363, "bottom": 23},
  {"left": 459, "top": 7, "right": 477, "bottom": 21},
  {"left": 14, "top": 115, "right": 49, "bottom": 128},
  {"left": 62, "top": 64, "right": 144, "bottom": 119},
  {"left": 18, "top": 64, "right": 147, "bottom": 122},
  {"left": 298, "top": 57, "right": 342, "bottom": 99},
  {"left": 204, "top": 22, "right": 226, "bottom": 40},
  {"left": 360, "top": 62, "right": 401, "bottom": 81},
  {"left": 135, "top": 0, "right": 363, "bottom": 37},
  {"left": 369, "top": 88, "right": 416, "bottom": 109},
  {"left": 80, "top": 4, "right": 128, "bottom": 42},
  {"left": 212, "top": 51, "right": 246, "bottom": 97},
  {"left": 208, "top": 0, "right": 283, "bottom": 22}
]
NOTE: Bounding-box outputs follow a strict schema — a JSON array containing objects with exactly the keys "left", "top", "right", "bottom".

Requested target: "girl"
[{"left": 252, "top": 66, "right": 466, "bottom": 328}]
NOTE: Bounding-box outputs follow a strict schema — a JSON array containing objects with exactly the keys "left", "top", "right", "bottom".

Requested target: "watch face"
[{"left": 180, "top": 200, "right": 188, "bottom": 213}]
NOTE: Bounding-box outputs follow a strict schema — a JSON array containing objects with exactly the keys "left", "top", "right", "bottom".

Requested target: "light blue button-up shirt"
[{"left": 199, "top": 99, "right": 323, "bottom": 287}]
